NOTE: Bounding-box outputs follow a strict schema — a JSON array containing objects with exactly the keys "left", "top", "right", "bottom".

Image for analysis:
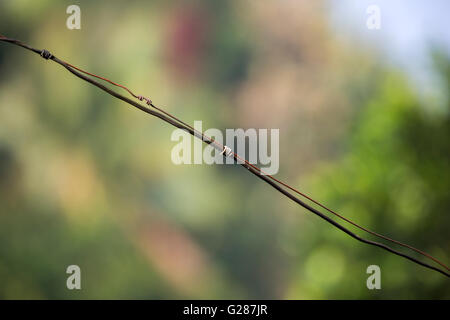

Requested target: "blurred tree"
[{"left": 290, "top": 52, "right": 450, "bottom": 299}]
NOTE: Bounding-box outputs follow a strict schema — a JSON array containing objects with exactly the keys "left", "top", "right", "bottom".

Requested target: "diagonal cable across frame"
[{"left": 1, "top": 34, "right": 448, "bottom": 277}]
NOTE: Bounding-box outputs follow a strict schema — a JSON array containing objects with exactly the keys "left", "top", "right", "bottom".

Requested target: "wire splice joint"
[
  {"left": 221, "top": 146, "right": 233, "bottom": 157},
  {"left": 137, "top": 95, "right": 152, "bottom": 105},
  {"left": 40, "top": 49, "right": 52, "bottom": 60}
]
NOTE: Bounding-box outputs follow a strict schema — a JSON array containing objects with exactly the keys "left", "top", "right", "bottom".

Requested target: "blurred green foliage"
[{"left": 0, "top": 0, "right": 449, "bottom": 299}]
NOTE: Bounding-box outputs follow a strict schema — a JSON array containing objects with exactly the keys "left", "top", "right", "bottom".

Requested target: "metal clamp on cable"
[
  {"left": 137, "top": 95, "right": 152, "bottom": 105},
  {"left": 220, "top": 146, "right": 233, "bottom": 157},
  {"left": 40, "top": 49, "right": 52, "bottom": 60}
]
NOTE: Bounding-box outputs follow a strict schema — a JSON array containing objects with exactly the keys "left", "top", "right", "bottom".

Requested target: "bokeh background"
[{"left": 0, "top": 0, "right": 449, "bottom": 299}]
